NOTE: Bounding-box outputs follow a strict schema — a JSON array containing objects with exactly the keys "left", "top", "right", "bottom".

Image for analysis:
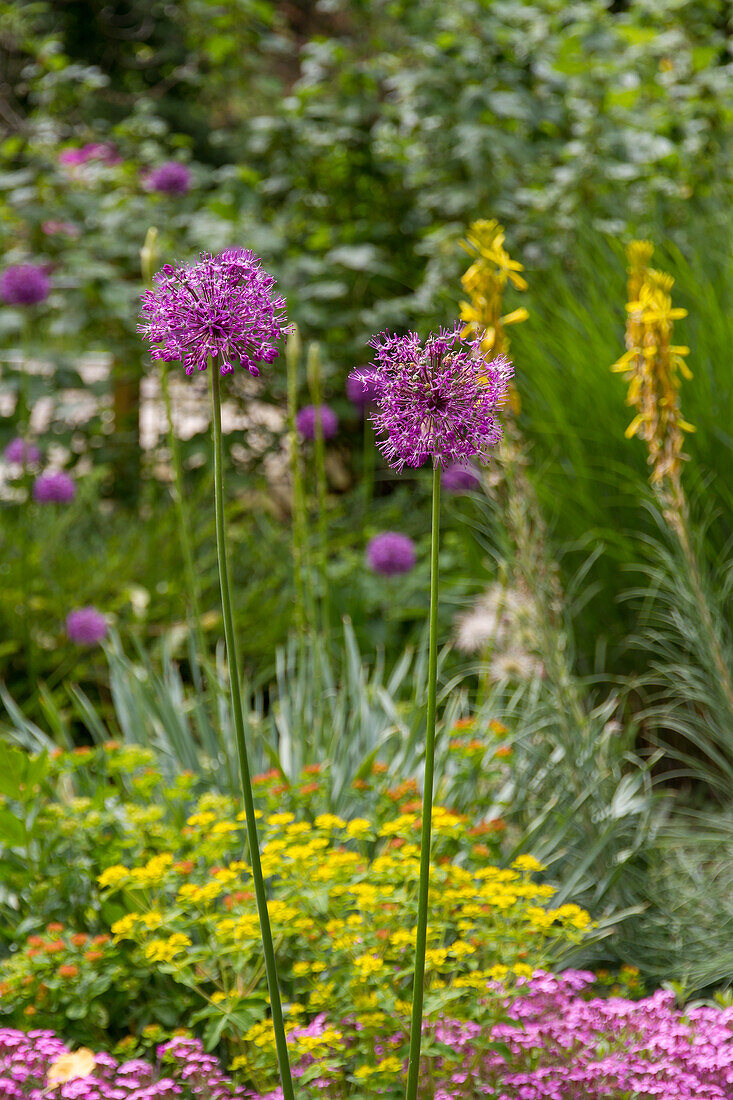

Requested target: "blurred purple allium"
[
  {"left": 145, "top": 162, "right": 192, "bottom": 195},
  {"left": 59, "top": 143, "right": 120, "bottom": 168},
  {"left": 33, "top": 471, "right": 76, "bottom": 504},
  {"left": 367, "top": 325, "right": 513, "bottom": 471},
  {"left": 295, "top": 404, "right": 338, "bottom": 440},
  {"left": 41, "top": 220, "right": 79, "bottom": 238},
  {"left": 139, "top": 250, "right": 286, "bottom": 377},
  {"left": 442, "top": 462, "right": 482, "bottom": 493},
  {"left": 0, "top": 264, "right": 50, "bottom": 306},
  {"left": 366, "top": 532, "right": 416, "bottom": 576},
  {"left": 4, "top": 438, "right": 41, "bottom": 466},
  {"left": 346, "top": 367, "right": 383, "bottom": 410},
  {"left": 66, "top": 607, "right": 107, "bottom": 646}
]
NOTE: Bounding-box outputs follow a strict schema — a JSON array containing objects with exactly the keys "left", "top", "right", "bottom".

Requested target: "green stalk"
[
  {"left": 306, "top": 343, "right": 330, "bottom": 634},
  {"left": 210, "top": 365, "right": 295, "bottom": 1100},
  {"left": 160, "top": 359, "right": 208, "bottom": 672},
  {"left": 286, "top": 328, "right": 312, "bottom": 635},
  {"left": 405, "top": 463, "right": 441, "bottom": 1100}
]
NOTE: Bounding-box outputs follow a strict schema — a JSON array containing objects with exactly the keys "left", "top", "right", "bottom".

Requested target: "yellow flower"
[
  {"left": 512, "top": 855, "right": 545, "bottom": 874},
  {"left": 345, "top": 818, "right": 371, "bottom": 839},
  {"left": 47, "top": 1050, "right": 96, "bottom": 1085},
  {"left": 145, "top": 933, "right": 192, "bottom": 963},
  {"left": 314, "top": 814, "right": 346, "bottom": 831},
  {"left": 268, "top": 812, "right": 295, "bottom": 827},
  {"left": 97, "top": 865, "right": 129, "bottom": 889},
  {"left": 111, "top": 913, "right": 139, "bottom": 940}
]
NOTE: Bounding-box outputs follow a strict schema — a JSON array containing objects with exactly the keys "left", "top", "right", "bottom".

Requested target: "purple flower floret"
[
  {"left": 346, "top": 367, "right": 383, "bottom": 410},
  {"left": 33, "top": 471, "right": 76, "bottom": 504},
  {"left": 145, "top": 162, "right": 192, "bottom": 195},
  {"left": 4, "top": 438, "right": 41, "bottom": 466},
  {"left": 442, "top": 462, "right": 482, "bottom": 493},
  {"left": 0, "top": 265, "right": 50, "bottom": 306},
  {"left": 366, "top": 532, "right": 416, "bottom": 575},
  {"left": 367, "top": 324, "right": 513, "bottom": 471},
  {"left": 295, "top": 405, "right": 338, "bottom": 440},
  {"left": 139, "top": 251, "right": 287, "bottom": 377},
  {"left": 66, "top": 607, "right": 107, "bottom": 646}
]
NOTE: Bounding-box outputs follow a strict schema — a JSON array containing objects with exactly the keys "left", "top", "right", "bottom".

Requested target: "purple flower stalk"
[
  {"left": 442, "top": 462, "right": 482, "bottom": 493},
  {"left": 33, "top": 471, "right": 76, "bottom": 503},
  {"left": 366, "top": 532, "right": 416, "bottom": 575},
  {"left": 4, "top": 438, "right": 40, "bottom": 466},
  {"left": 59, "top": 143, "right": 120, "bottom": 167},
  {"left": 139, "top": 251, "right": 286, "bottom": 377},
  {"left": 367, "top": 325, "right": 513, "bottom": 471},
  {"left": 145, "top": 162, "right": 192, "bottom": 195},
  {"left": 346, "top": 367, "right": 383, "bottom": 411},
  {"left": 0, "top": 264, "right": 50, "bottom": 306},
  {"left": 66, "top": 608, "right": 107, "bottom": 646},
  {"left": 295, "top": 405, "right": 338, "bottom": 440}
]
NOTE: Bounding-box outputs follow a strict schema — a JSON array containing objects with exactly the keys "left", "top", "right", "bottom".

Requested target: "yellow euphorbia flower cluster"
[
  {"left": 611, "top": 240, "right": 694, "bottom": 485},
  {"left": 98, "top": 801, "right": 592, "bottom": 1094}
]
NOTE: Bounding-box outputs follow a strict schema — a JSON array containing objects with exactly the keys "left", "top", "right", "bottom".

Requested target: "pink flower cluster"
[{"left": 0, "top": 1031, "right": 246, "bottom": 1100}]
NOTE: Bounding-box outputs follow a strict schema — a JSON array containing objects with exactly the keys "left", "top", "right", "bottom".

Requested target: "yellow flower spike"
[
  {"left": 613, "top": 242, "right": 695, "bottom": 485},
  {"left": 459, "top": 217, "right": 528, "bottom": 365}
]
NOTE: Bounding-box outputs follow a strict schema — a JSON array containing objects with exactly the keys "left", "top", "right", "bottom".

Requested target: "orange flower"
[
  {"left": 453, "top": 717, "right": 476, "bottom": 731},
  {"left": 70, "top": 934, "right": 88, "bottom": 948},
  {"left": 27, "top": 935, "right": 45, "bottom": 947},
  {"left": 352, "top": 779, "right": 370, "bottom": 791},
  {"left": 302, "top": 763, "right": 322, "bottom": 775},
  {"left": 472, "top": 844, "right": 491, "bottom": 858},
  {"left": 58, "top": 964, "right": 79, "bottom": 979},
  {"left": 44, "top": 940, "right": 66, "bottom": 954},
  {"left": 103, "top": 740, "right": 121, "bottom": 751},
  {"left": 91, "top": 934, "right": 110, "bottom": 946},
  {"left": 371, "top": 762, "right": 388, "bottom": 776},
  {"left": 489, "top": 719, "right": 508, "bottom": 735},
  {"left": 494, "top": 746, "right": 512, "bottom": 759},
  {"left": 253, "top": 769, "right": 280, "bottom": 785},
  {"left": 73, "top": 747, "right": 92, "bottom": 756},
  {"left": 299, "top": 782, "right": 319, "bottom": 795},
  {"left": 46, "top": 922, "right": 64, "bottom": 933},
  {"left": 84, "top": 951, "right": 105, "bottom": 963},
  {"left": 174, "top": 860, "right": 195, "bottom": 874},
  {"left": 23, "top": 1006, "right": 36, "bottom": 1017}
]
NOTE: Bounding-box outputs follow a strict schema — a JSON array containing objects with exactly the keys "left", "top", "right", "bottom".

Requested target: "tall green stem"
[
  {"left": 306, "top": 343, "right": 330, "bottom": 634},
  {"left": 405, "top": 463, "right": 441, "bottom": 1100},
  {"left": 210, "top": 366, "right": 295, "bottom": 1100},
  {"left": 286, "top": 330, "right": 313, "bottom": 635},
  {"left": 160, "top": 361, "right": 208, "bottom": 670}
]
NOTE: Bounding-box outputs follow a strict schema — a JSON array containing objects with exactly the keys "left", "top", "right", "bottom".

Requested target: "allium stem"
[
  {"left": 210, "top": 366, "right": 295, "bottom": 1100},
  {"left": 405, "top": 462, "right": 441, "bottom": 1100},
  {"left": 286, "top": 330, "right": 313, "bottom": 635}
]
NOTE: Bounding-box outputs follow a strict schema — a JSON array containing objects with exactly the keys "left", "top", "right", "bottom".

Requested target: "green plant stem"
[
  {"left": 160, "top": 361, "right": 208, "bottom": 670},
  {"left": 405, "top": 462, "right": 441, "bottom": 1100},
  {"left": 210, "top": 365, "right": 295, "bottom": 1100},
  {"left": 286, "top": 337, "right": 313, "bottom": 635},
  {"left": 307, "top": 343, "right": 330, "bottom": 634}
]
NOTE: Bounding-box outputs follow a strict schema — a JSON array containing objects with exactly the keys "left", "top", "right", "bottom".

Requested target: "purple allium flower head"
[
  {"left": 346, "top": 367, "right": 383, "bottom": 410},
  {"left": 295, "top": 404, "right": 338, "bottom": 440},
  {"left": 366, "top": 532, "right": 416, "bottom": 575},
  {"left": 139, "top": 250, "right": 286, "bottom": 377},
  {"left": 145, "top": 162, "right": 192, "bottom": 195},
  {"left": 33, "top": 471, "right": 76, "bottom": 503},
  {"left": 0, "top": 264, "right": 50, "bottom": 306},
  {"left": 66, "top": 607, "right": 107, "bottom": 646},
  {"left": 4, "top": 438, "right": 41, "bottom": 466},
  {"left": 367, "top": 325, "right": 513, "bottom": 471},
  {"left": 442, "top": 462, "right": 482, "bottom": 493}
]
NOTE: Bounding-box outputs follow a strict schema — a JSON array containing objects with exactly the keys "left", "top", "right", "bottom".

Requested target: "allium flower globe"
[
  {"left": 346, "top": 367, "right": 383, "bottom": 410},
  {"left": 139, "top": 250, "right": 286, "bottom": 377},
  {"left": 295, "top": 404, "right": 339, "bottom": 440},
  {"left": 0, "top": 264, "right": 50, "bottom": 306},
  {"left": 33, "top": 471, "right": 76, "bottom": 504},
  {"left": 4, "top": 438, "right": 40, "bottom": 466},
  {"left": 66, "top": 607, "right": 107, "bottom": 646},
  {"left": 145, "top": 162, "right": 192, "bottom": 195},
  {"left": 366, "top": 532, "right": 416, "bottom": 576},
  {"left": 367, "top": 325, "right": 512, "bottom": 470},
  {"left": 442, "top": 462, "right": 482, "bottom": 493}
]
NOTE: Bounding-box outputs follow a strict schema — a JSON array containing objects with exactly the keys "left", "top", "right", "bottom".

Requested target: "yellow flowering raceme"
[
  {"left": 611, "top": 240, "right": 694, "bottom": 485},
  {"left": 459, "top": 218, "right": 529, "bottom": 364}
]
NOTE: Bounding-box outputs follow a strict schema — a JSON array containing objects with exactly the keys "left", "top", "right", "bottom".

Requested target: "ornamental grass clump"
[
  {"left": 139, "top": 249, "right": 294, "bottom": 1100},
  {"left": 364, "top": 324, "right": 512, "bottom": 1099}
]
